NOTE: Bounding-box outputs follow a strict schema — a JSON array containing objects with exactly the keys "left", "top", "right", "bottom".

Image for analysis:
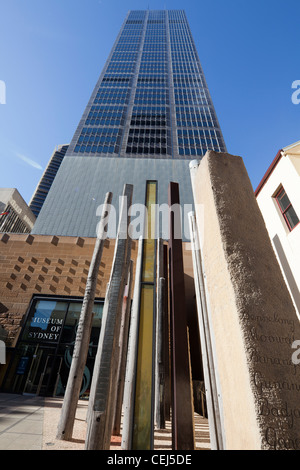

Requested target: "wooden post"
[
  {"left": 85, "top": 184, "right": 132, "bottom": 450},
  {"left": 156, "top": 276, "right": 166, "bottom": 429},
  {"left": 168, "top": 182, "right": 195, "bottom": 450},
  {"left": 56, "top": 192, "right": 112, "bottom": 441},
  {"left": 121, "top": 237, "right": 143, "bottom": 450},
  {"left": 112, "top": 258, "right": 134, "bottom": 436}
]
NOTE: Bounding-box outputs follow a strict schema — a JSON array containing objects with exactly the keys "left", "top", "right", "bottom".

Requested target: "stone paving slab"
[
  {"left": 0, "top": 393, "right": 210, "bottom": 451},
  {"left": 0, "top": 394, "right": 44, "bottom": 450}
]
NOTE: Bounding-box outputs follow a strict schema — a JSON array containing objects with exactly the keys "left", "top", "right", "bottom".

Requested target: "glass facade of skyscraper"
[
  {"left": 29, "top": 144, "right": 69, "bottom": 217},
  {"left": 68, "top": 10, "right": 225, "bottom": 160},
  {"left": 33, "top": 10, "right": 226, "bottom": 238}
]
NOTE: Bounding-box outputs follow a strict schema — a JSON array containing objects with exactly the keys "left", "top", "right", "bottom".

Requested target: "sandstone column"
[{"left": 190, "top": 151, "right": 300, "bottom": 450}]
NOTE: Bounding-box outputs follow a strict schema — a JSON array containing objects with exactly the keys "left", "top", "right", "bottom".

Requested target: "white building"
[
  {"left": 255, "top": 140, "right": 300, "bottom": 320},
  {"left": 0, "top": 188, "right": 36, "bottom": 233}
]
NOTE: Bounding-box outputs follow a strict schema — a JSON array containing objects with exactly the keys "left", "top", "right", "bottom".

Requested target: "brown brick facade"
[{"left": 0, "top": 233, "right": 138, "bottom": 347}]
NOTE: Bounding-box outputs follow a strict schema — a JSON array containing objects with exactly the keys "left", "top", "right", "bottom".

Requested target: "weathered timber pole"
[
  {"left": 56, "top": 191, "right": 112, "bottom": 441},
  {"left": 112, "top": 258, "right": 134, "bottom": 436},
  {"left": 85, "top": 184, "right": 133, "bottom": 450},
  {"left": 168, "top": 181, "right": 195, "bottom": 450},
  {"left": 121, "top": 236, "right": 143, "bottom": 450}
]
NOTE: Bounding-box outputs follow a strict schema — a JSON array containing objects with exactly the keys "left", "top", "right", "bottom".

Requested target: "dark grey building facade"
[{"left": 32, "top": 9, "right": 226, "bottom": 238}]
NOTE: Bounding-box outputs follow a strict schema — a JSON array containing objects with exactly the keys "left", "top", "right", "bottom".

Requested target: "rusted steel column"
[
  {"left": 168, "top": 181, "right": 195, "bottom": 450},
  {"left": 155, "top": 238, "right": 165, "bottom": 430},
  {"left": 155, "top": 276, "right": 166, "bottom": 430}
]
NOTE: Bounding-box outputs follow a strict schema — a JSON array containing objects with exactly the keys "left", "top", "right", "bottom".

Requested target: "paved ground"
[
  {"left": 0, "top": 393, "right": 210, "bottom": 451},
  {"left": 0, "top": 393, "right": 45, "bottom": 450}
]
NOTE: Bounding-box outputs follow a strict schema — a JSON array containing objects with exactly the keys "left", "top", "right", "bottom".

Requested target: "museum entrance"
[{"left": 2, "top": 296, "right": 103, "bottom": 398}]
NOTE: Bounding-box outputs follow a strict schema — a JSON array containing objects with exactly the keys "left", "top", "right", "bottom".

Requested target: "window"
[
  {"left": 275, "top": 186, "right": 299, "bottom": 231},
  {"left": 2, "top": 296, "right": 104, "bottom": 396}
]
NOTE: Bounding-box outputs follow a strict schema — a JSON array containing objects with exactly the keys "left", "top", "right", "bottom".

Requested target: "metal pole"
[
  {"left": 155, "top": 238, "right": 164, "bottom": 429},
  {"left": 188, "top": 212, "right": 224, "bottom": 450},
  {"left": 156, "top": 276, "right": 166, "bottom": 429}
]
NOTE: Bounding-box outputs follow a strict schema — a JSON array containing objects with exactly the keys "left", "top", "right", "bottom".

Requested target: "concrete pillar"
[{"left": 190, "top": 151, "right": 300, "bottom": 450}]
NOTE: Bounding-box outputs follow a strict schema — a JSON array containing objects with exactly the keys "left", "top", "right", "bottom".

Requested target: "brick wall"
[{"left": 0, "top": 233, "right": 138, "bottom": 346}]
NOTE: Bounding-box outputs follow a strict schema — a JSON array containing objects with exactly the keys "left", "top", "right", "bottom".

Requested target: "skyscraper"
[
  {"left": 32, "top": 10, "right": 226, "bottom": 238},
  {"left": 29, "top": 144, "right": 69, "bottom": 217}
]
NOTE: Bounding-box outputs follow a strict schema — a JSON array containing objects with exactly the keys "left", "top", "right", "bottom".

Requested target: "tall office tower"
[
  {"left": 29, "top": 144, "right": 69, "bottom": 218},
  {"left": 32, "top": 10, "right": 226, "bottom": 238}
]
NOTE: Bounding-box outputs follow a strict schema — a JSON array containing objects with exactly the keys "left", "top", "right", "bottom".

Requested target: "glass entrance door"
[
  {"left": 4, "top": 344, "right": 55, "bottom": 395},
  {"left": 23, "top": 346, "right": 56, "bottom": 395},
  {"left": 36, "top": 354, "right": 63, "bottom": 397},
  {"left": 23, "top": 345, "right": 42, "bottom": 394}
]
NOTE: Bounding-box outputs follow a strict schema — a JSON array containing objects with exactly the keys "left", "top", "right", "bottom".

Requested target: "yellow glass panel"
[
  {"left": 132, "top": 181, "right": 157, "bottom": 450},
  {"left": 132, "top": 284, "right": 154, "bottom": 450},
  {"left": 142, "top": 182, "right": 156, "bottom": 283}
]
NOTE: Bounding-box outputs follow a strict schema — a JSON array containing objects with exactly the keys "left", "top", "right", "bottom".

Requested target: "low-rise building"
[
  {"left": 255, "top": 140, "right": 300, "bottom": 319},
  {"left": 0, "top": 188, "right": 36, "bottom": 234}
]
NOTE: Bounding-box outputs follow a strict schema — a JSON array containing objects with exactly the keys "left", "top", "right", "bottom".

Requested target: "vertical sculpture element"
[
  {"left": 85, "top": 184, "right": 133, "bottom": 450},
  {"left": 113, "top": 258, "right": 134, "bottom": 436},
  {"left": 155, "top": 276, "right": 166, "bottom": 429},
  {"left": 155, "top": 238, "right": 168, "bottom": 430},
  {"left": 163, "top": 243, "right": 171, "bottom": 421},
  {"left": 121, "top": 237, "right": 143, "bottom": 450},
  {"left": 56, "top": 191, "right": 112, "bottom": 441},
  {"left": 168, "top": 181, "right": 195, "bottom": 450},
  {"left": 188, "top": 211, "right": 224, "bottom": 450}
]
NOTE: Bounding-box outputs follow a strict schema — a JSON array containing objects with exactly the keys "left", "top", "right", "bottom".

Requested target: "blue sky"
[{"left": 0, "top": 0, "right": 299, "bottom": 204}]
